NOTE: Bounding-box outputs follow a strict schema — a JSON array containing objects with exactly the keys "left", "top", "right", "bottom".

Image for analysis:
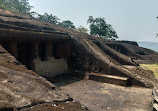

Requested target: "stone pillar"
[
  {"left": 30, "top": 42, "right": 39, "bottom": 71},
  {"left": 8, "top": 42, "right": 18, "bottom": 59}
]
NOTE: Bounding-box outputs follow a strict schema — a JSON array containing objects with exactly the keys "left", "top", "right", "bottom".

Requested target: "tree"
[
  {"left": 58, "top": 20, "right": 75, "bottom": 29},
  {"left": 17, "top": 0, "right": 32, "bottom": 14},
  {"left": 77, "top": 26, "right": 88, "bottom": 33},
  {"left": 37, "top": 13, "right": 60, "bottom": 24},
  {"left": 0, "top": 0, "right": 5, "bottom": 4},
  {"left": 87, "top": 16, "right": 118, "bottom": 39},
  {"left": 0, "top": 0, "right": 32, "bottom": 14},
  {"left": 105, "top": 24, "right": 118, "bottom": 39}
]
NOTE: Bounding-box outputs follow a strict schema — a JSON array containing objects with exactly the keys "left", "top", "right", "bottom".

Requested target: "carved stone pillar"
[{"left": 30, "top": 42, "right": 39, "bottom": 71}]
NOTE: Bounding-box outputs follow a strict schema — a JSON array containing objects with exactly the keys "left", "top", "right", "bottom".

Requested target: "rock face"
[
  {"left": 71, "top": 36, "right": 158, "bottom": 87},
  {"left": 103, "top": 40, "right": 158, "bottom": 64},
  {"left": 0, "top": 8, "right": 158, "bottom": 110},
  {"left": 0, "top": 65, "right": 68, "bottom": 108},
  {"left": 19, "top": 102, "right": 89, "bottom": 111},
  {"left": 0, "top": 45, "right": 89, "bottom": 111},
  {"left": 0, "top": 8, "right": 158, "bottom": 87},
  {"left": 57, "top": 79, "right": 152, "bottom": 111}
]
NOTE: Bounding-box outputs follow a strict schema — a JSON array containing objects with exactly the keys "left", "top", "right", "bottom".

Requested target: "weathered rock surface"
[
  {"left": 0, "top": 8, "right": 158, "bottom": 87},
  {"left": 19, "top": 101, "right": 88, "bottom": 111},
  {"left": 0, "top": 45, "right": 89, "bottom": 110},
  {"left": 56, "top": 79, "right": 152, "bottom": 111},
  {"left": 0, "top": 8, "right": 158, "bottom": 111}
]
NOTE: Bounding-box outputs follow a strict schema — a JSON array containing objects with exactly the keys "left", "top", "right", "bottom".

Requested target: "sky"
[{"left": 29, "top": 0, "right": 158, "bottom": 42}]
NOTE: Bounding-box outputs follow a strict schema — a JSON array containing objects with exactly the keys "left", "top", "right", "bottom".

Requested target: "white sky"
[{"left": 29, "top": 0, "right": 158, "bottom": 42}]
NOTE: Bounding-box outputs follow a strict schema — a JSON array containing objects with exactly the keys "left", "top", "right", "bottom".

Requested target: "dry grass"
[{"left": 140, "top": 64, "right": 158, "bottom": 79}]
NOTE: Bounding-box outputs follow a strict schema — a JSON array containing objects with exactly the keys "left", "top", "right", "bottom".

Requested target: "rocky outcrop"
[
  {"left": 0, "top": 9, "right": 158, "bottom": 109},
  {"left": 0, "top": 45, "right": 89, "bottom": 111},
  {"left": 0, "top": 8, "right": 158, "bottom": 88},
  {"left": 70, "top": 36, "right": 158, "bottom": 88}
]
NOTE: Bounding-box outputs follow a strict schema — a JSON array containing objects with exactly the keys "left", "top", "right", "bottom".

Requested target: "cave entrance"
[
  {"left": 39, "top": 42, "right": 47, "bottom": 61},
  {"left": 17, "top": 43, "right": 32, "bottom": 70},
  {"left": 1, "top": 41, "right": 72, "bottom": 77}
]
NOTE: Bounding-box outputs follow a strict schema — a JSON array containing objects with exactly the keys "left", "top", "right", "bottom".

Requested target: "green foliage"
[
  {"left": 0, "top": 0, "right": 5, "bottom": 4},
  {"left": 59, "top": 20, "right": 76, "bottom": 29},
  {"left": 37, "top": 13, "right": 60, "bottom": 24},
  {"left": 77, "top": 26, "right": 88, "bottom": 33},
  {"left": 0, "top": 0, "right": 32, "bottom": 14},
  {"left": 36, "top": 13, "right": 76, "bottom": 29},
  {"left": 87, "top": 16, "right": 118, "bottom": 39},
  {"left": 0, "top": 4, "right": 18, "bottom": 13}
]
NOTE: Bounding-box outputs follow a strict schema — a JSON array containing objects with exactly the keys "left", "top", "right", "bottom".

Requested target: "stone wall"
[{"left": 34, "top": 57, "right": 68, "bottom": 77}]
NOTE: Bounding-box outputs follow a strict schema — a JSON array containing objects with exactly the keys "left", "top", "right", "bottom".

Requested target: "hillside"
[
  {"left": 0, "top": 8, "right": 158, "bottom": 110},
  {"left": 0, "top": 45, "right": 88, "bottom": 111}
]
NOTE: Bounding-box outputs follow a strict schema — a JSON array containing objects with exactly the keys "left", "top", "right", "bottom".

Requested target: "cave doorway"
[{"left": 17, "top": 43, "right": 32, "bottom": 69}]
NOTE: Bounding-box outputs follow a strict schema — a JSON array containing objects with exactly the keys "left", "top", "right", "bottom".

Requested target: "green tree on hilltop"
[
  {"left": 59, "top": 20, "right": 76, "bottom": 29},
  {"left": 87, "top": 16, "right": 118, "bottom": 39},
  {"left": 37, "top": 13, "right": 60, "bottom": 24},
  {"left": 0, "top": 0, "right": 5, "bottom": 4},
  {"left": 77, "top": 26, "right": 88, "bottom": 34},
  {"left": 0, "top": 0, "right": 32, "bottom": 14}
]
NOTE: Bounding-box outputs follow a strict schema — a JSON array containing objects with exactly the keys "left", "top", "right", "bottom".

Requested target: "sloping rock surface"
[
  {"left": 0, "top": 45, "right": 88, "bottom": 111},
  {"left": 0, "top": 9, "right": 158, "bottom": 88}
]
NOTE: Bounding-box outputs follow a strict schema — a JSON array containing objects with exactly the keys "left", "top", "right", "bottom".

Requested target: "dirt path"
[{"left": 55, "top": 79, "right": 152, "bottom": 111}]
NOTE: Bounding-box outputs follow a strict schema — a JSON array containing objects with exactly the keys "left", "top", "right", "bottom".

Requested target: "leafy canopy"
[
  {"left": 87, "top": 16, "right": 118, "bottom": 39},
  {"left": 77, "top": 26, "right": 88, "bottom": 34},
  {"left": 58, "top": 20, "right": 76, "bottom": 29},
  {"left": 37, "top": 13, "right": 60, "bottom": 24},
  {"left": 0, "top": 0, "right": 32, "bottom": 14},
  {"left": 35, "top": 13, "right": 76, "bottom": 29}
]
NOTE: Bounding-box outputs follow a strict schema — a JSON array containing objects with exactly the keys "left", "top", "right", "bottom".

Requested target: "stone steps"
[{"left": 88, "top": 73, "right": 130, "bottom": 86}]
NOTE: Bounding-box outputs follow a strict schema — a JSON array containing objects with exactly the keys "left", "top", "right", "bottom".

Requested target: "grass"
[{"left": 140, "top": 64, "right": 158, "bottom": 79}]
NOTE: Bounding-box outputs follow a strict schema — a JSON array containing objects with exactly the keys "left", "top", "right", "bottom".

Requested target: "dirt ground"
[{"left": 55, "top": 77, "right": 152, "bottom": 111}]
